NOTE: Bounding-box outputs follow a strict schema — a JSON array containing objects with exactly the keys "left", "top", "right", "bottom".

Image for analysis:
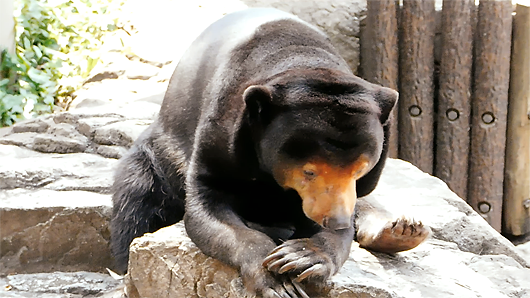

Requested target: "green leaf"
[
  {"left": 23, "top": 37, "right": 31, "bottom": 49},
  {"left": 33, "top": 45, "right": 43, "bottom": 58},
  {"left": 86, "top": 56, "right": 98, "bottom": 74},
  {"left": 2, "top": 94, "right": 24, "bottom": 110},
  {"left": 43, "top": 95, "right": 54, "bottom": 105},
  {"left": 27, "top": 68, "right": 51, "bottom": 85},
  {"left": 11, "top": 104, "right": 24, "bottom": 114}
]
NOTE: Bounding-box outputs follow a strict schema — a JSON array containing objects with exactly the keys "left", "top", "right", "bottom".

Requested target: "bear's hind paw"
[{"left": 357, "top": 216, "right": 431, "bottom": 254}]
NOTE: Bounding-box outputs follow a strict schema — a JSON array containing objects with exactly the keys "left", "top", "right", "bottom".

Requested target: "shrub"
[{"left": 0, "top": 0, "right": 122, "bottom": 127}]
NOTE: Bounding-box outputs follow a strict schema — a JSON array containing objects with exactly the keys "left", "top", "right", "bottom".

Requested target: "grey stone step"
[
  {"left": 0, "top": 188, "right": 113, "bottom": 275},
  {"left": 0, "top": 271, "right": 123, "bottom": 298},
  {"left": 0, "top": 145, "right": 116, "bottom": 275}
]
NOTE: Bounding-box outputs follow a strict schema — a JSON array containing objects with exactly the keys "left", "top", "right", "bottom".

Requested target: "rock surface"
[
  {"left": 0, "top": 271, "right": 123, "bottom": 298},
  {"left": 516, "top": 241, "right": 530, "bottom": 264},
  {"left": 126, "top": 159, "right": 530, "bottom": 298}
]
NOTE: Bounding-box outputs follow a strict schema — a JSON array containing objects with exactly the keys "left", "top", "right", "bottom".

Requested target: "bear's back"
[{"left": 159, "top": 8, "right": 348, "bottom": 159}]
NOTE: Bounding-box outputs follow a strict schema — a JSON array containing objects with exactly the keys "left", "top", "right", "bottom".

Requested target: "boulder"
[
  {"left": 33, "top": 134, "right": 89, "bottom": 154},
  {"left": 0, "top": 188, "right": 112, "bottom": 274},
  {"left": 96, "top": 145, "right": 129, "bottom": 160},
  {"left": 0, "top": 132, "right": 39, "bottom": 149},
  {"left": 11, "top": 118, "right": 52, "bottom": 133},
  {"left": 516, "top": 241, "right": 530, "bottom": 263},
  {"left": 77, "top": 117, "right": 122, "bottom": 139},
  {"left": 126, "top": 159, "right": 530, "bottom": 298},
  {"left": 93, "top": 119, "right": 152, "bottom": 148},
  {"left": 0, "top": 144, "right": 117, "bottom": 274}
]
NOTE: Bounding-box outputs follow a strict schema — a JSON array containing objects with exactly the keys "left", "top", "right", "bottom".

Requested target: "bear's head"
[{"left": 243, "top": 68, "right": 397, "bottom": 230}]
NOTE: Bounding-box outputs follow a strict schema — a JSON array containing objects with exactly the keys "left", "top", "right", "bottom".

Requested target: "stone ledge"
[
  {"left": 126, "top": 159, "right": 530, "bottom": 298},
  {"left": 1, "top": 271, "right": 122, "bottom": 298},
  {"left": 0, "top": 145, "right": 117, "bottom": 193},
  {"left": 0, "top": 189, "right": 113, "bottom": 275}
]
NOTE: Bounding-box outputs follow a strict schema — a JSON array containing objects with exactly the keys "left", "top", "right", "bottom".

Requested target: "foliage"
[{"left": 0, "top": 0, "right": 122, "bottom": 127}]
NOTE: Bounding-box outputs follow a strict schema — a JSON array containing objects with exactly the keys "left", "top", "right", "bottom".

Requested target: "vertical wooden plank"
[
  {"left": 503, "top": 4, "right": 530, "bottom": 236},
  {"left": 361, "top": 0, "right": 400, "bottom": 158},
  {"left": 468, "top": 0, "right": 512, "bottom": 231},
  {"left": 434, "top": 0, "right": 474, "bottom": 199},
  {"left": 398, "top": 0, "right": 435, "bottom": 174}
]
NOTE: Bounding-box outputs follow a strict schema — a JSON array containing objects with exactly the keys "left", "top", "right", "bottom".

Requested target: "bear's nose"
[{"left": 322, "top": 215, "right": 351, "bottom": 230}]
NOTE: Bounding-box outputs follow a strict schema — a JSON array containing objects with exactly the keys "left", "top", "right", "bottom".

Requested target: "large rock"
[
  {"left": 126, "top": 159, "right": 530, "bottom": 298},
  {"left": 0, "top": 188, "right": 112, "bottom": 275},
  {"left": 93, "top": 120, "right": 153, "bottom": 148},
  {"left": 517, "top": 241, "right": 530, "bottom": 263},
  {"left": 0, "top": 143, "right": 118, "bottom": 274}
]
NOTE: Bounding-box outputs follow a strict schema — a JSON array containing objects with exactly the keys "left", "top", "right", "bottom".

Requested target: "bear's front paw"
[
  {"left": 358, "top": 216, "right": 431, "bottom": 253},
  {"left": 242, "top": 264, "right": 309, "bottom": 298},
  {"left": 262, "top": 239, "right": 335, "bottom": 284}
]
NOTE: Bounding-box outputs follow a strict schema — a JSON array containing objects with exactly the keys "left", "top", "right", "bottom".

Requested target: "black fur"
[{"left": 110, "top": 8, "right": 397, "bottom": 297}]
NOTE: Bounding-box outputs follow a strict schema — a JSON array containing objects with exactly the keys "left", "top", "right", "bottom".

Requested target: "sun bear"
[{"left": 110, "top": 8, "right": 430, "bottom": 298}]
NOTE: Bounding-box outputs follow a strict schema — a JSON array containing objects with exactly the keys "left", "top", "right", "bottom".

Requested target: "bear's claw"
[
  {"left": 358, "top": 216, "right": 431, "bottom": 253},
  {"left": 263, "top": 239, "right": 334, "bottom": 284}
]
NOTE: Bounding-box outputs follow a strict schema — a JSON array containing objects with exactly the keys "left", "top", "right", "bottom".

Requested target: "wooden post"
[
  {"left": 361, "top": 0, "right": 399, "bottom": 158},
  {"left": 503, "top": 4, "right": 530, "bottom": 236},
  {"left": 434, "top": 0, "right": 474, "bottom": 200},
  {"left": 468, "top": 0, "right": 512, "bottom": 232},
  {"left": 398, "top": 0, "right": 435, "bottom": 174}
]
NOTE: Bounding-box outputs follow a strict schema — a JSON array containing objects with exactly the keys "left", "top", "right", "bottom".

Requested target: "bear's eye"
[
  {"left": 352, "top": 167, "right": 365, "bottom": 178},
  {"left": 303, "top": 170, "right": 317, "bottom": 179}
]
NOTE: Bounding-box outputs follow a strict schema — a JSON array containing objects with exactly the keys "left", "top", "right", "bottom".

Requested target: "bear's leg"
[
  {"left": 110, "top": 141, "right": 185, "bottom": 273},
  {"left": 354, "top": 198, "right": 430, "bottom": 253}
]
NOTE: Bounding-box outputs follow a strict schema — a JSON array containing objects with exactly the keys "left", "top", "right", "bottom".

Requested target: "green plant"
[{"left": 0, "top": 0, "right": 122, "bottom": 127}]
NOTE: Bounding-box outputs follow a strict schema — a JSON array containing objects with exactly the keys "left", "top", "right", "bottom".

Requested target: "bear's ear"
[
  {"left": 374, "top": 87, "right": 398, "bottom": 125},
  {"left": 243, "top": 85, "right": 272, "bottom": 125}
]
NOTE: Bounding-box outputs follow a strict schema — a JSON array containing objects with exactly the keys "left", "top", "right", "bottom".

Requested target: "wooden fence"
[{"left": 361, "top": 0, "right": 530, "bottom": 236}]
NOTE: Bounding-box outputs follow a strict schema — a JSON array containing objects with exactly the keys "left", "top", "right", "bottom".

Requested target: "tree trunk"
[
  {"left": 503, "top": 4, "right": 530, "bottom": 236},
  {"left": 398, "top": 0, "right": 435, "bottom": 174},
  {"left": 361, "top": 0, "right": 400, "bottom": 158},
  {"left": 434, "top": 0, "right": 474, "bottom": 200},
  {"left": 468, "top": 0, "right": 512, "bottom": 232}
]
